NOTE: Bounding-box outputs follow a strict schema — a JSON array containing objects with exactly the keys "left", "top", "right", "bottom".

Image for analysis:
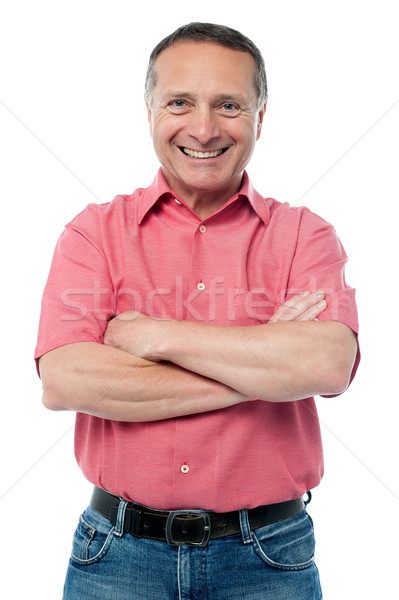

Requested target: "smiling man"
[
  {"left": 146, "top": 41, "right": 265, "bottom": 217},
  {"left": 36, "top": 22, "right": 359, "bottom": 600}
]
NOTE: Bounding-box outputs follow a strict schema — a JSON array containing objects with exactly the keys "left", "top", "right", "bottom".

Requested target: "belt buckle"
[{"left": 165, "top": 510, "right": 211, "bottom": 547}]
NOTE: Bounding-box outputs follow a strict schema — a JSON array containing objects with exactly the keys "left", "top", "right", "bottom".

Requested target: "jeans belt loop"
[
  {"left": 239, "top": 508, "right": 253, "bottom": 545},
  {"left": 113, "top": 498, "right": 128, "bottom": 537}
]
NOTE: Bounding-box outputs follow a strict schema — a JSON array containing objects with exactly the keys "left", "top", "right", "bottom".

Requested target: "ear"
[
  {"left": 256, "top": 99, "right": 267, "bottom": 141},
  {"left": 144, "top": 94, "right": 153, "bottom": 137}
]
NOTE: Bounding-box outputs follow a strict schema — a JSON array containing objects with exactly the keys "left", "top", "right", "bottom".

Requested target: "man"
[{"left": 36, "top": 22, "right": 359, "bottom": 599}]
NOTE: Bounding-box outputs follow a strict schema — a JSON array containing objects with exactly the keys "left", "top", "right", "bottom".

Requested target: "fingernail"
[{"left": 315, "top": 290, "right": 324, "bottom": 297}]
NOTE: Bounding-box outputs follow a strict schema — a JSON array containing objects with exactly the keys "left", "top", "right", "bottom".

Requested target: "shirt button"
[
  {"left": 174, "top": 198, "right": 182, "bottom": 205},
  {"left": 181, "top": 464, "right": 189, "bottom": 474},
  {"left": 199, "top": 225, "right": 207, "bottom": 233},
  {"left": 197, "top": 282, "right": 205, "bottom": 291}
]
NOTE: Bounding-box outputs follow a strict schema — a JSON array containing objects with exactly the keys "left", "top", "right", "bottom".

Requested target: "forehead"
[{"left": 152, "top": 41, "right": 257, "bottom": 99}]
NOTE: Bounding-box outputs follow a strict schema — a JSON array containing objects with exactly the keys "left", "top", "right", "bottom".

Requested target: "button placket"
[{"left": 196, "top": 224, "right": 207, "bottom": 291}]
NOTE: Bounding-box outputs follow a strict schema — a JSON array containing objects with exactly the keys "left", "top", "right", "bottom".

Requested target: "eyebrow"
[{"left": 160, "top": 91, "right": 249, "bottom": 105}]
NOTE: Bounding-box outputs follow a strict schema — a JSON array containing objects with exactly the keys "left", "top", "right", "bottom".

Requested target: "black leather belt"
[{"left": 90, "top": 486, "right": 307, "bottom": 547}]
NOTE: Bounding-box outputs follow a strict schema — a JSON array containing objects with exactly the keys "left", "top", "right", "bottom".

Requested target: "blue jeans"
[{"left": 63, "top": 501, "right": 322, "bottom": 599}]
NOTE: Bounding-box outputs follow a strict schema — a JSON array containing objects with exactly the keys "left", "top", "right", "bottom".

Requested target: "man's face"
[{"left": 146, "top": 41, "right": 266, "bottom": 206}]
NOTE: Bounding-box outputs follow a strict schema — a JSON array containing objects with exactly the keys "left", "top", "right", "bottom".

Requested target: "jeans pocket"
[
  {"left": 70, "top": 505, "right": 116, "bottom": 565},
  {"left": 252, "top": 510, "right": 315, "bottom": 571}
]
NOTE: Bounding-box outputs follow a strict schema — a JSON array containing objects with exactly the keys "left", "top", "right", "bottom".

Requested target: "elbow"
[
  {"left": 322, "top": 332, "right": 358, "bottom": 396},
  {"left": 41, "top": 384, "right": 67, "bottom": 412},
  {"left": 39, "top": 354, "right": 71, "bottom": 412},
  {"left": 330, "top": 356, "right": 355, "bottom": 395},
  {"left": 323, "top": 368, "right": 351, "bottom": 396},
  {"left": 41, "top": 377, "right": 69, "bottom": 412}
]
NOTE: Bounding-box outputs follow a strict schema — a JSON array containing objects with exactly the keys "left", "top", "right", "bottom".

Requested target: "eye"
[
  {"left": 220, "top": 103, "right": 240, "bottom": 116},
  {"left": 168, "top": 99, "right": 189, "bottom": 113}
]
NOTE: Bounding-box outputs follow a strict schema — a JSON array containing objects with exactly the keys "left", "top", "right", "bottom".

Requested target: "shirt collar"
[
  {"left": 138, "top": 169, "right": 173, "bottom": 224},
  {"left": 138, "top": 168, "right": 270, "bottom": 226},
  {"left": 238, "top": 171, "right": 270, "bottom": 226}
]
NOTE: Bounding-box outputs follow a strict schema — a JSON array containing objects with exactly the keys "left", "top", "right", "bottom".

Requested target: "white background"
[{"left": 1, "top": 1, "right": 398, "bottom": 598}]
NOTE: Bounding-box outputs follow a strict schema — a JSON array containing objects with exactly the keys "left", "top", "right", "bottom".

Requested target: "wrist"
[{"left": 145, "top": 317, "right": 177, "bottom": 361}]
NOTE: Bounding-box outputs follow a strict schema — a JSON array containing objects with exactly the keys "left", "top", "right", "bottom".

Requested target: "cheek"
[
  {"left": 152, "top": 112, "right": 181, "bottom": 139},
  {"left": 229, "top": 118, "right": 257, "bottom": 144},
  {"left": 234, "top": 129, "right": 257, "bottom": 156},
  {"left": 152, "top": 124, "right": 175, "bottom": 150}
]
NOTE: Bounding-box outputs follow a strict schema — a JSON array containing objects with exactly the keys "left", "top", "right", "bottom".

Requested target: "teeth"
[{"left": 183, "top": 148, "right": 224, "bottom": 159}]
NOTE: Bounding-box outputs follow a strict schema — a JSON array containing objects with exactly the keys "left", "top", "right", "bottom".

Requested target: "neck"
[{"left": 162, "top": 169, "right": 243, "bottom": 220}]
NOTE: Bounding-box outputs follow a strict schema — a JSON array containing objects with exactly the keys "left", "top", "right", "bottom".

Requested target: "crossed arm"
[{"left": 40, "top": 291, "right": 358, "bottom": 422}]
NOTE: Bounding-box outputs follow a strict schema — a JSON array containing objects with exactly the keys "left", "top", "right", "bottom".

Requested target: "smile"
[{"left": 180, "top": 147, "right": 228, "bottom": 159}]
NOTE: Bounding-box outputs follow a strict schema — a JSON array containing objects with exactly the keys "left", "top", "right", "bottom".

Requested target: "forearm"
[
  {"left": 154, "top": 319, "right": 358, "bottom": 402},
  {"left": 39, "top": 342, "right": 248, "bottom": 422}
]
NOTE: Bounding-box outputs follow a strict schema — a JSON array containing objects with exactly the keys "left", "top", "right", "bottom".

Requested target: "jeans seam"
[
  {"left": 200, "top": 548, "right": 205, "bottom": 600},
  {"left": 177, "top": 547, "right": 182, "bottom": 600},
  {"left": 71, "top": 526, "right": 116, "bottom": 565},
  {"left": 252, "top": 531, "right": 315, "bottom": 571}
]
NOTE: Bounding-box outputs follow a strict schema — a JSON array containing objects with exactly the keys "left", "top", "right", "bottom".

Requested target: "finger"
[
  {"left": 268, "top": 292, "right": 309, "bottom": 323},
  {"left": 114, "top": 310, "right": 142, "bottom": 321},
  {"left": 296, "top": 299, "right": 327, "bottom": 321},
  {"left": 269, "top": 291, "right": 324, "bottom": 323}
]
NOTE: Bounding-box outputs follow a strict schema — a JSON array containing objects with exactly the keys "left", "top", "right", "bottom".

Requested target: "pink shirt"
[{"left": 35, "top": 169, "right": 359, "bottom": 511}]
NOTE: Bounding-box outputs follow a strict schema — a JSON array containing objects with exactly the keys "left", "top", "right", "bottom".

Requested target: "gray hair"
[{"left": 145, "top": 22, "right": 268, "bottom": 108}]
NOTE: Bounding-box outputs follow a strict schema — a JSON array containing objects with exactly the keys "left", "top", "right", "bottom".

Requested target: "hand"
[
  {"left": 104, "top": 310, "right": 168, "bottom": 360},
  {"left": 268, "top": 291, "right": 327, "bottom": 323}
]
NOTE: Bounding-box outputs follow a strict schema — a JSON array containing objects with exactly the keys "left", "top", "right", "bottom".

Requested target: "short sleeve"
[
  {"left": 34, "top": 205, "right": 115, "bottom": 372},
  {"left": 287, "top": 209, "right": 360, "bottom": 394}
]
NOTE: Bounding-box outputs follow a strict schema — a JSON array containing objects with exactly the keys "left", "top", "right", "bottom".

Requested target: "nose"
[{"left": 186, "top": 106, "right": 221, "bottom": 146}]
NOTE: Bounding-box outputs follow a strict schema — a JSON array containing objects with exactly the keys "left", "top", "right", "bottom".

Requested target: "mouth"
[{"left": 179, "top": 146, "right": 229, "bottom": 159}]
